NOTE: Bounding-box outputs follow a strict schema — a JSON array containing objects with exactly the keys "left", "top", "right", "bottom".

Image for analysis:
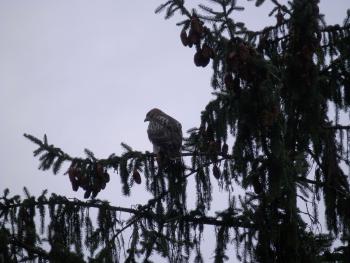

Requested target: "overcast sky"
[{"left": 0, "top": 0, "right": 349, "bottom": 261}]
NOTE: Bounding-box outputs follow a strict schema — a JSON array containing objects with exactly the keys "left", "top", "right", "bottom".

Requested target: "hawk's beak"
[{"left": 144, "top": 117, "right": 149, "bottom": 122}]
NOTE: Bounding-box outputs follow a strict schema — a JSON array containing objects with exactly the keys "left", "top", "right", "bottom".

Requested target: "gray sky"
[{"left": 0, "top": 0, "right": 349, "bottom": 261}]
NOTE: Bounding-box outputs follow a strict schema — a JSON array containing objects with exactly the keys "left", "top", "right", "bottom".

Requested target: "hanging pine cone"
[
  {"left": 202, "top": 43, "right": 214, "bottom": 59},
  {"left": 68, "top": 167, "right": 77, "bottom": 182},
  {"left": 78, "top": 175, "right": 88, "bottom": 190},
  {"left": 221, "top": 143, "right": 229, "bottom": 157},
  {"left": 216, "top": 140, "right": 221, "bottom": 153},
  {"left": 190, "top": 15, "right": 204, "bottom": 35},
  {"left": 208, "top": 141, "right": 218, "bottom": 162},
  {"left": 96, "top": 163, "right": 104, "bottom": 178},
  {"left": 72, "top": 181, "right": 79, "bottom": 192},
  {"left": 224, "top": 73, "right": 234, "bottom": 90},
  {"left": 103, "top": 172, "right": 110, "bottom": 183},
  {"left": 91, "top": 188, "right": 100, "bottom": 199},
  {"left": 68, "top": 167, "right": 80, "bottom": 191},
  {"left": 133, "top": 170, "right": 142, "bottom": 184},
  {"left": 84, "top": 190, "right": 91, "bottom": 199},
  {"left": 252, "top": 175, "right": 262, "bottom": 194},
  {"left": 93, "top": 176, "right": 103, "bottom": 191},
  {"left": 180, "top": 29, "right": 189, "bottom": 47},
  {"left": 213, "top": 164, "right": 220, "bottom": 179},
  {"left": 205, "top": 125, "right": 214, "bottom": 141},
  {"left": 100, "top": 181, "right": 107, "bottom": 190},
  {"left": 188, "top": 29, "right": 201, "bottom": 47},
  {"left": 233, "top": 77, "right": 241, "bottom": 96},
  {"left": 276, "top": 11, "right": 284, "bottom": 25},
  {"left": 226, "top": 51, "right": 238, "bottom": 71},
  {"left": 194, "top": 49, "right": 210, "bottom": 67},
  {"left": 194, "top": 50, "right": 202, "bottom": 67},
  {"left": 238, "top": 43, "right": 250, "bottom": 62}
]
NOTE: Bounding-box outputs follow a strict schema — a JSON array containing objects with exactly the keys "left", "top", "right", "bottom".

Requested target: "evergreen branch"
[
  {"left": 133, "top": 157, "right": 226, "bottom": 217},
  {"left": 297, "top": 177, "right": 350, "bottom": 198},
  {"left": 305, "top": 148, "right": 323, "bottom": 169},
  {"left": 8, "top": 235, "right": 51, "bottom": 261},
  {"left": 180, "top": 214, "right": 253, "bottom": 228},
  {"left": 155, "top": 1, "right": 172, "bottom": 14},
  {"left": 24, "top": 133, "right": 74, "bottom": 161},
  {"left": 323, "top": 125, "right": 350, "bottom": 130},
  {"left": 239, "top": 19, "right": 288, "bottom": 38},
  {"left": 319, "top": 251, "right": 345, "bottom": 262},
  {"left": 113, "top": 215, "right": 141, "bottom": 238},
  {"left": 297, "top": 177, "right": 325, "bottom": 187},
  {"left": 320, "top": 24, "right": 350, "bottom": 33},
  {"left": 221, "top": 1, "right": 235, "bottom": 39},
  {"left": 270, "top": 0, "right": 291, "bottom": 15},
  {"left": 1, "top": 197, "right": 137, "bottom": 215},
  {"left": 108, "top": 159, "right": 223, "bottom": 238},
  {"left": 156, "top": 0, "right": 191, "bottom": 18},
  {"left": 319, "top": 57, "right": 345, "bottom": 75},
  {"left": 25, "top": 133, "right": 235, "bottom": 170},
  {"left": 1, "top": 194, "right": 252, "bottom": 229},
  {"left": 173, "top": 0, "right": 191, "bottom": 18}
]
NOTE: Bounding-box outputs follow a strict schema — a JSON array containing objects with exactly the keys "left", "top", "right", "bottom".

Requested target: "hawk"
[{"left": 144, "top": 108, "right": 182, "bottom": 159}]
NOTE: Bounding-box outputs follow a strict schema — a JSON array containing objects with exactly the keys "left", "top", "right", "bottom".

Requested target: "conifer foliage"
[{"left": 1, "top": 0, "right": 350, "bottom": 262}]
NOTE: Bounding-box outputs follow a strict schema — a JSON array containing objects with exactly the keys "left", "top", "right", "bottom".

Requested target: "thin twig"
[{"left": 271, "top": 0, "right": 291, "bottom": 15}]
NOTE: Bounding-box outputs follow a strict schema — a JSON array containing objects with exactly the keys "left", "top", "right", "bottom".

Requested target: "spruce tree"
[{"left": 1, "top": 0, "right": 350, "bottom": 262}]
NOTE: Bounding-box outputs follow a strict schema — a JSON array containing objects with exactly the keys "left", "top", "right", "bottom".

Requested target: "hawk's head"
[{"left": 144, "top": 108, "right": 163, "bottom": 122}]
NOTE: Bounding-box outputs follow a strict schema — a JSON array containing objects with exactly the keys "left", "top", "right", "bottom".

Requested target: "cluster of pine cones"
[
  {"left": 68, "top": 164, "right": 110, "bottom": 198},
  {"left": 180, "top": 15, "right": 214, "bottom": 67}
]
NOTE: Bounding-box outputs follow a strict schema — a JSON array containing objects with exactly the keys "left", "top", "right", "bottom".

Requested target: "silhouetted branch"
[
  {"left": 321, "top": 24, "right": 350, "bottom": 33},
  {"left": 297, "top": 177, "right": 350, "bottom": 198},
  {"left": 8, "top": 236, "right": 51, "bottom": 261},
  {"left": 271, "top": 0, "right": 291, "bottom": 15},
  {"left": 323, "top": 125, "right": 350, "bottom": 130},
  {"left": 1, "top": 195, "right": 252, "bottom": 230}
]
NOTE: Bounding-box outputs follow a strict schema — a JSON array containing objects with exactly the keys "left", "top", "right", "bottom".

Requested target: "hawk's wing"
[{"left": 147, "top": 113, "right": 182, "bottom": 156}]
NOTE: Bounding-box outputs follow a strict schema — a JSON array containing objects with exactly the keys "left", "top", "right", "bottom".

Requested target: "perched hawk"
[{"left": 144, "top": 108, "right": 182, "bottom": 159}]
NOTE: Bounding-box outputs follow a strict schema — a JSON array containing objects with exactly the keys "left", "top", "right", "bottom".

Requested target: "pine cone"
[
  {"left": 276, "top": 11, "right": 284, "bottom": 25},
  {"left": 68, "top": 167, "right": 78, "bottom": 183},
  {"left": 133, "top": 170, "right": 142, "bottom": 184},
  {"left": 72, "top": 181, "right": 79, "bottom": 192},
  {"left": 221, "top": 143, "right": 229, "bottom": 157},
  {"left": 84, "top": 190, "right": 91, "bottom": 199},
  {"left": 224, "top": 73, "right": 234, "bottom": 89},
  {"left": 77, "top": 175, "right": 88, "bottom": 190},
  {"left": 68, "top": 167, "right": 80, "bottom": 191},
  {"left": 202, "top": 43, "right": 214, "bottom": 59},
  {"left": 91, "top": 189, "right": 100, "bottom": 199},
  {"left": 213, "top": 165, "right": 220, "bottom": 179},
  {"left": 238, "top": 43, "right": 250, "bottom": 62},
  {"left": 188, "top": 29, "right": 201, "bottom": 46},
  {"left": 180, "top": 29, "right": 189, "bottom": 47},
  {"left": 194, "top": 49, "right": 210, "bottom": 67},
  {"left": 226, "top": 51, "right": 238, "bottom": 71},
  {"left": 103, "top": 172, "right": 110, "bottom": 183},
  {"left": 190, "top": 16, "right": 204, "bottom": 35},
  {"left": 96, "top": 163, "right": 104, "bottom": 178}
]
